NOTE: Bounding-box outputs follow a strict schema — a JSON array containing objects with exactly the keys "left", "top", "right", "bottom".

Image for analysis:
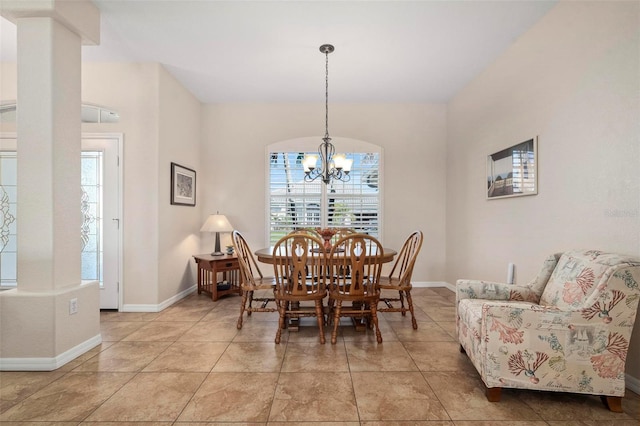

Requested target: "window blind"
[{"left": 268, "top": 151, "right": 380, "bottom": 245}]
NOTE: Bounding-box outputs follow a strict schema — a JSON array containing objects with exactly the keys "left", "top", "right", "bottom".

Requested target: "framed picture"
[
  {"left": 487, "top": 137, "right": 537, "bottom": 199},
  {"left": 171, "top": 162, "right": 196, "bottom": 206}
]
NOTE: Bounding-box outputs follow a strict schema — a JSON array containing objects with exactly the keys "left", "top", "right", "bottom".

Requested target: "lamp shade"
[
  {"left": 200, "top": 214, "right": 233, "bottom": 233},
  {"left": 200, "top": 214, "right": 234, "bottom": 256}
]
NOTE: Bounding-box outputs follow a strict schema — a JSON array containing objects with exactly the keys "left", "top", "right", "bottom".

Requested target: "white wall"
[
  {"left": 446, "top": 1, "right": 640, "bottom": 380},
  {"left": 201, "top": 103, "right": 447, "bottom": 282}
]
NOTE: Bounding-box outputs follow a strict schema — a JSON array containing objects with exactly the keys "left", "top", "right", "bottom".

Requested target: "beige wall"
[
  {"left": 157, "top": 67, "right": 202, "bottom": 303},
  {"left": 81, "top": 63, "right": 163, "bottom": 307},
  {"left": 201, "top": 103, "right": 447, "bottom": 282},
  {"left": 446, "top": 1, "right": 640, "bottom": 379},
  {"left": 82, "top": 63, "right": 202, "bottom": 307}
]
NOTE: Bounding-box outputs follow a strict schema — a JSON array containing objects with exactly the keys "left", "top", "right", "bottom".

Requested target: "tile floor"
[{"left": 1, "top": 287, "right": 639, "bottom": 425}]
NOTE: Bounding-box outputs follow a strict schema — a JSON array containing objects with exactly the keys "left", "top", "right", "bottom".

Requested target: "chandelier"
[{"left": 303, "top": 44, "right": 352, "bottom": 184}]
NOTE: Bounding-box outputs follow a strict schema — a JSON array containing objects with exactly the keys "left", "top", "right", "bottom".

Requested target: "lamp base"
[{"left": 212, "top": 232, "right": 223, "bottom": 257}]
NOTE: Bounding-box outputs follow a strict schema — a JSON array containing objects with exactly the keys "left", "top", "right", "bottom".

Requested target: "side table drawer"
[{"left": 217, "top": 259, "right": 239, "bottom": 272}]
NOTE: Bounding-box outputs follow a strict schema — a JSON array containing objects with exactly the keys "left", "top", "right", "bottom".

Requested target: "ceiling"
[{"left": 0, "top": 1, "right": 558, "bottom": 104}]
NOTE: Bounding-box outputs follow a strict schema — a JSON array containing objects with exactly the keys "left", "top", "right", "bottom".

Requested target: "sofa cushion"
[
  {"left": 540, "top": 250, "right": 640, "bottom": 309},
  {"left": 525, "top": 253, "right": 561, "bottom": 298}
]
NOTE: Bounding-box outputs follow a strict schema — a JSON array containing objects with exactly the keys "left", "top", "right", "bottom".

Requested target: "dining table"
[
  {"left": 254, "top": 246, "right": 397, "bottom": 265},
  {"left": 254, "top": 245, "right": 397, "bottom": 332}
]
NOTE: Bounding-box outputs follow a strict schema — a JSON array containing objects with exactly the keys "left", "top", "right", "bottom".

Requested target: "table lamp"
[{"left": 200, "top": 213, "right": 234, "bottom": 256}]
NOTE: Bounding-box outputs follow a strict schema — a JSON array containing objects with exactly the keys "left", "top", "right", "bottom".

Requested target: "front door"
[
  {"left": 81, "top": 135, "right": 122, "bottom": 309},
  {"left": 0, "top": 134, "right": 122, "bottom": 309}
]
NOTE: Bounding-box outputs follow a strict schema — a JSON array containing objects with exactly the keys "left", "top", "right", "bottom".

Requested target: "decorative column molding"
[{"left": 0, "top": 0, "right": 100, "bottom": 45}]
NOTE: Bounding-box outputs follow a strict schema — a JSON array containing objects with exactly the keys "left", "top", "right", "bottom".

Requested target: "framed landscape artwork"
[
  {"left": 171, "top": 162, "right": 196, "bottom": 206},
  {"left": 487, "top": 137, "right": 538, "bottom": 200}
]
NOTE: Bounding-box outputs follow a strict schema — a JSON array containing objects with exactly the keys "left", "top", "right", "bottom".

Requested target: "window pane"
[
  {"left": 0, "top": 152, "right": 17, "bottom": 287},
  {"left": 81, "top": 152, "right": 103, "bottom": 285},
  {"left": 0, "top": 155, "right": 17, "bottom": 185},
  {"left": 268, "top": 150, "right": 380, "bottom": 245}
]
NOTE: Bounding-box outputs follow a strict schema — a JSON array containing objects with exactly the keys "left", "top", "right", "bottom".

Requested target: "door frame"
[{"left": 83, "top": 133, "right": 124, "bottom": 311}]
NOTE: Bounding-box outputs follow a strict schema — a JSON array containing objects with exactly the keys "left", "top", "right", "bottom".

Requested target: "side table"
[{"left": 193, "top": 253, "right": 242, "bottom": 301}]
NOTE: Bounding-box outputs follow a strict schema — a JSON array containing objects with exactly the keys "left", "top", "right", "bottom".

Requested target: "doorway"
[
  {"left": 0, "top": 133, "right": 123, "bottom": 309},
  {"left": 82, "top": 134, "right": 123, "bottom": 309}
]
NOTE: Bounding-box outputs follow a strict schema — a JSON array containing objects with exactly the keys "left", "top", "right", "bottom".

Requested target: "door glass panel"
[
  {"left": 0, "top": 150, "right": 105, "bottom": 287},
  {"left": 81, "top": 151, "right": 103, "bottom": 285},
  {"left": 0, "top": 152, "right": 17, "bottom": 286}
]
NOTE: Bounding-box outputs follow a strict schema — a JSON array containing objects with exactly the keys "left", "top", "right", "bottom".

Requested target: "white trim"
[
  {"left": 0, "top": 334, "right": 102, "bottom": 371},
  {"left": 626, "top": 373, "right": 640, "bottom": 394},
  {"left": 412, "top": 281, "right": 455, "bottom": 292},
  {"left": 120, "top": 285, "right": 196, "bottom": 312}
]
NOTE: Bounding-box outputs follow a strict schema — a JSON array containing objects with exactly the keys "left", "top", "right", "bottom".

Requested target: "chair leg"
[
  {"left": 275, "top": 301, "right": 285, "bottom": 344},
  {"left": 315, "top": 300, "right": 326, "bottom": 344},
  {"left": 398, "top": 290, "right": 406, "bottom": 316},
  {"left": 601, "top": 395, "right": 623, "bottom": 412},
  {"left": 371, "top": 304, "right": 383, "bottom": 343},
  {"left": 247, "top": 290, "right": 254, "bottom": 316},
  {"left": 331, "top": 301, "right": 342, "bottom": 344},
  {"left": 405, "top": 290, "right": 418, "bottom": 329},
  {"left": 485, "top": 387, "right": 502, "bottom": 402},
  {"left": 237, "top": 291, "right": 249, "bottom": 329},
  {"left": 364, "top": 303, "right": 374, "bottom": 330}
]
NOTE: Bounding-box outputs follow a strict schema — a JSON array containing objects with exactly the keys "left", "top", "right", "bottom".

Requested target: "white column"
[
  {"left": 17, "top": 16, "right": 82, "bottom": 291},
  {"left": 0, "top": 1, "right": 101, "bottom": 370}
]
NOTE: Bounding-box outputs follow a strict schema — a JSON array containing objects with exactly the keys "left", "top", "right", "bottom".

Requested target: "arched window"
[{"left": 267, "top": 137, "right": 383, "bottom": 245}]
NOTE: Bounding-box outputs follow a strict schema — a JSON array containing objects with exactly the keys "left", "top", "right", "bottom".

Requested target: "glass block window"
[{"left": 0, "top": 152, "right": 17, "bottom": 287}]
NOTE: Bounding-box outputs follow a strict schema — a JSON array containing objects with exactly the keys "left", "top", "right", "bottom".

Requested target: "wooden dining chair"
[
  {"left": 377, "top": 230, "right": 423, "bottom": 329},
  {"left": 330, "top": 227, "right": 355, "bottom": 247},
  {"left": 328, "top": 233, "right": 384, "bottom": 344},
  {"left": 289, "top": 228, "right": 322, "bottom": 239},
  {"left": 232, "top": 230, "right": 277, "bottom": 329},
  {"left": 272, "top": 233, "right": 328, "bottom": 344},
  {"left": 330, "top": 228, "right": 355, "bottom": 278}
]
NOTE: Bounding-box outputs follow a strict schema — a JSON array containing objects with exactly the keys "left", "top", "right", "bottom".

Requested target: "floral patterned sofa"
[{"left": 456, "top": 249, "right": 640, "bottom": 412}]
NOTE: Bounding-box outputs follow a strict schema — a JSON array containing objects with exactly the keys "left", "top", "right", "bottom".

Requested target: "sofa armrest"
[{"left": 456, "top": 279, "right": 540, "bottom": 303}]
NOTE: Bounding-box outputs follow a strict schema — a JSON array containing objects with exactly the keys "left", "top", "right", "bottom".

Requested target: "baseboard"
[
  {"left": 122, "top": 283, "right": 451, "bottom": 312},
  {"left": 627, "top": 373, "right": 640, "bottom": 395},
  {"left": 413, "top": 281, "right": 455, "bottom": 292},
  {"left": 0, "top": 333, "right": 102, "bottom": 371},
  {"left": 120, "top": 285, "right": 196, "bottom": 312}
]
